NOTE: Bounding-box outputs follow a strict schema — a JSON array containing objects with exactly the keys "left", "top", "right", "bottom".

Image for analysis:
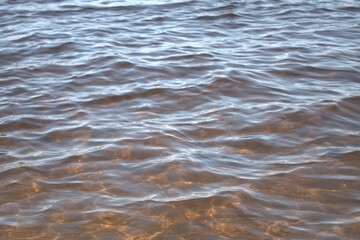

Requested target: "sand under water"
[{"left": 0, "top": 0, "right": 359, "bottom": 239}]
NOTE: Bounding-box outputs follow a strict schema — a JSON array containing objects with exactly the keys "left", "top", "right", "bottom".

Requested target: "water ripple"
[{"left": 0, "top": 0, "right": 359, "bottom": 239}]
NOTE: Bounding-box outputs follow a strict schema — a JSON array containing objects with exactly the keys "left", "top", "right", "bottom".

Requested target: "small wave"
[
  {"left": 0, "top": 0, "right": 359, "bottom": 238},
  {"left": 196, "top": 13, "right": 241, "bottom": 21}
]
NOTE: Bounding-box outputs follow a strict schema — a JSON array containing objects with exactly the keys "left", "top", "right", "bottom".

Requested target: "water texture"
[{"left": 1, "top": 0, "right": 360, "bottom": 239}]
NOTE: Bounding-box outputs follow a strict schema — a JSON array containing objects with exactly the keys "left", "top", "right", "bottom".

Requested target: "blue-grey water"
[{"left": 0, "top": 0, "right": 360, "bottom": 239}]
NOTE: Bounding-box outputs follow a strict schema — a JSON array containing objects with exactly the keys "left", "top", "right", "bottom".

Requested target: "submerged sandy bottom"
[{"left": 0, "top": 0, "right": 359, "bottom": 239}]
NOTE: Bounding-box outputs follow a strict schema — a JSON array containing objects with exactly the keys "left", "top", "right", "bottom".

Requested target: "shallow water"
[{"left": 1, "top": 0, "right": 360, "bottom": 239}]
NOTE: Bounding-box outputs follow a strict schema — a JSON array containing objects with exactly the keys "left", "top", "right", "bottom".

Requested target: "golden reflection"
[
  {"left": 266, "top": 221, "right": 289, "bottom": 237},
  {"left": 9, "top": 228, "right": 47, "bottom": 240},
  {"left": 31, "top": 181, "right": 41, "bottom": 194},
  {"left": 66, "top": 163, "right": 84, "bottom": 174},
  {"left": 332, "top": 225, "right": 347, "bottom": 237},
  {"left": 49, "top": 213, "right": 67, "bottom": 225},
  {"left": 220, "top": 146, "right": 254, "bottom": 155},
  {"left": 120, "top": 146, "right": 132, "bottom": 159}
]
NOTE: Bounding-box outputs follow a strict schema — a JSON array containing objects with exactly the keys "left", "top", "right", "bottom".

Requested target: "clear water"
[{"left": 0, "top": 0, "right": 359, "bottom": 239}]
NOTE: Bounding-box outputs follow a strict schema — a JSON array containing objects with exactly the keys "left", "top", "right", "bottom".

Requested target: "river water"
[{"left": 0, "top": 0, "right": 359, "bottom": 239}]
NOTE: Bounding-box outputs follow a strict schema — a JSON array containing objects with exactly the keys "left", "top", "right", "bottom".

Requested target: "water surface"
[{"left": 0, "top": 0, "right": 360, "bottom": 239}]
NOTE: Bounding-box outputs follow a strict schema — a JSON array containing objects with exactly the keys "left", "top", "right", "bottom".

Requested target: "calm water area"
[{"left": 0, "top": 0, "right": 359, "bottom": 239}]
